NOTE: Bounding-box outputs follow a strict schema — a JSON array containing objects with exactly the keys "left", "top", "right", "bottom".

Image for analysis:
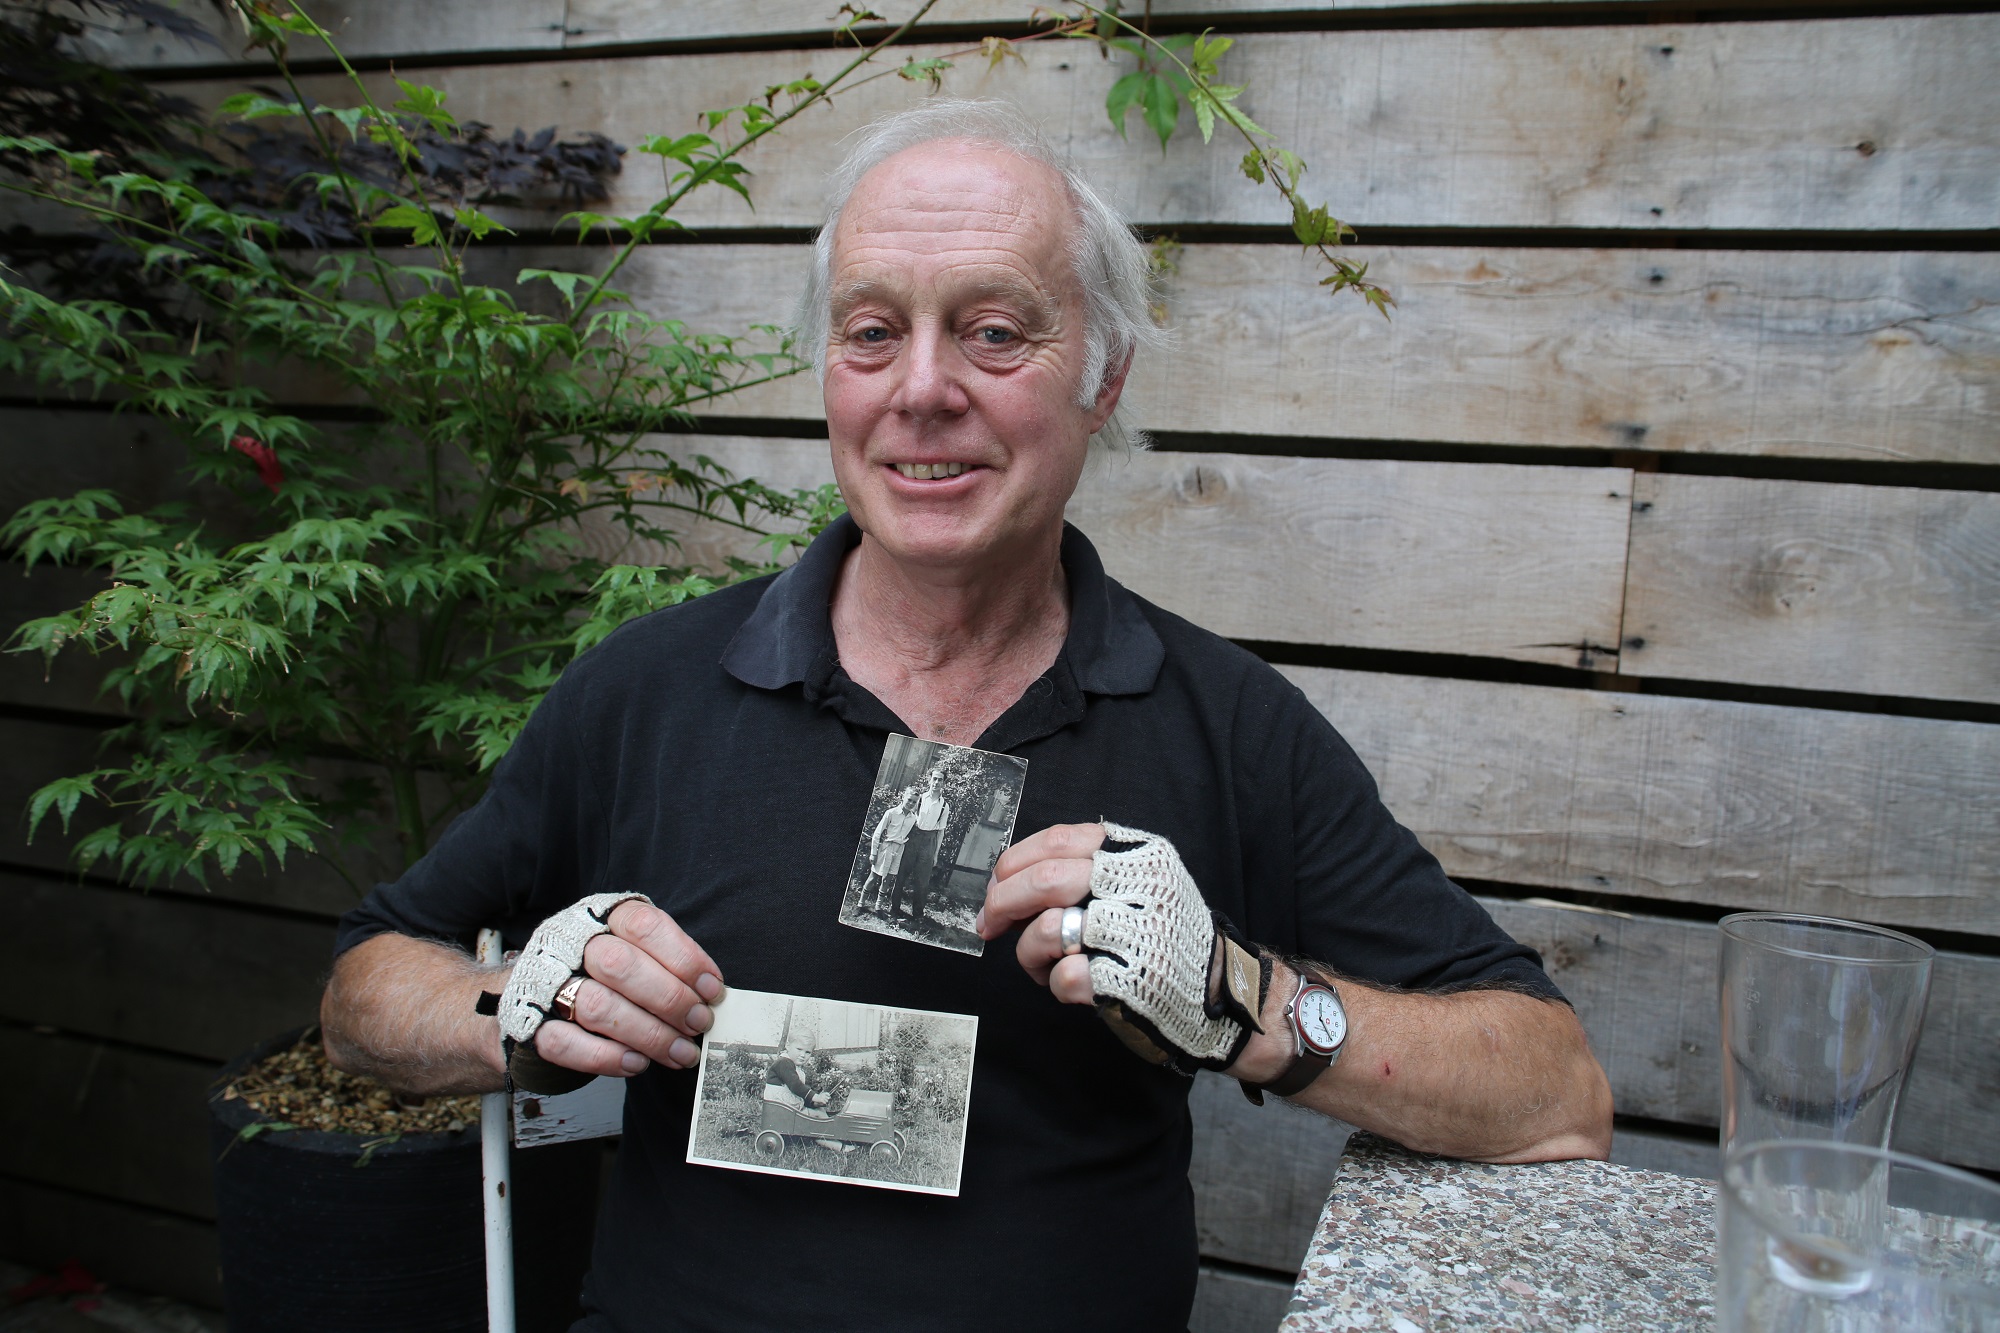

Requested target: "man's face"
[{"left": 822, "top": 141, "right": 1124, "bottom": 573}]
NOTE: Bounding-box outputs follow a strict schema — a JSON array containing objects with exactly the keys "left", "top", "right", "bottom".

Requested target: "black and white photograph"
[
  {"left": 837, "top": 733, "right": 1029, "bottom": 955},
  {"left": 686, "top": 988, "right": 978, "bottom": 1197}
]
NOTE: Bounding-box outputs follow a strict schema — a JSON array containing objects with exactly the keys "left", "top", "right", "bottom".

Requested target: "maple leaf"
[{"left": 229, "top": 434, "right": 284, "bottom": 494}]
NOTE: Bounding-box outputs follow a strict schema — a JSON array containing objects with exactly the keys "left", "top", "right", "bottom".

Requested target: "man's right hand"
[{"left": 529, "top": 900, "right": 726, "bottom": 1078}]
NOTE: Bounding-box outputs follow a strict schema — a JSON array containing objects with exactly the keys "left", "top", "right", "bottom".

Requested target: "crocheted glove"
[
  {"left": 1083, "top": 822, "right": 1269, "bottom": 1077},
  {"left": 496, "top": 892, "right": 652, "bottom": 1094}
]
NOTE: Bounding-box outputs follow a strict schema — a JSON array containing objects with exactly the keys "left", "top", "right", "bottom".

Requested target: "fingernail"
[
  {"left": 973, "top": 908, "right": 986, "bottom": 937},
  {"left": 687, "top": 1004, "right": 713, "bottom": 1033},
  {"left": 695, "top": 973, "right": 723, "bottom": 1001},
  {"left": 670, "top": 1037, "right": 700, "bottom": 1066},
  {"left": 620, "top": 1051, "right": 649, "bottom": 1074}
]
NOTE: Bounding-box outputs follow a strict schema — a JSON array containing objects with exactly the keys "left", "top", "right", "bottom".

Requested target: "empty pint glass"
[
  {"left": 1719, "top": 913, "right": 1932, "bottom": 1153},
  {"left": 1719, "top": 1140, "right": 2000, "bottom": 1331}
]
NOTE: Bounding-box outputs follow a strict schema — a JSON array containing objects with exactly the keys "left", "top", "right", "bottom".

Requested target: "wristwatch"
[{"left": 1249, "top": 969, "right": 1347, "bottom": 1102}]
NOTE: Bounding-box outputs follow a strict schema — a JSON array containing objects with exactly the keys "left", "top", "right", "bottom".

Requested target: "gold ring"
[{"left": 551, "top": 974, "right": 587, "bottom": 1023}]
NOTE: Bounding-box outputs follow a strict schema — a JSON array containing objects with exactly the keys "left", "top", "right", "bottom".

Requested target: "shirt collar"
[{"left": 720, "top": 512, "right": 1164, "bottom": 701}]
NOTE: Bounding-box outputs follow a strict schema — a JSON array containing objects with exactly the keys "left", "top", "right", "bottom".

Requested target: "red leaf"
[{"left": 230, "top": 433, "right": 284, "bottom": 494}]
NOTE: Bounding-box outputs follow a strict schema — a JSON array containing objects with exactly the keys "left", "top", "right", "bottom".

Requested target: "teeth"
[{"left": 895, "top": 462, "right": 967, "bottom": 479}]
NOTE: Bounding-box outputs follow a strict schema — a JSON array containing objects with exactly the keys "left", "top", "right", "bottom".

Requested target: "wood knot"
[
  {"left": 1856, "top": 140, "right": 1878, "bottom": 157},
  {"left": 1177, "top": 464, "right": 1230, "bottom": 505}
]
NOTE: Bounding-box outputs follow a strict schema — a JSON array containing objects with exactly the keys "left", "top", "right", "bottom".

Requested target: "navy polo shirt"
[{"left": 336, "top": 514, "right": 1560, "bottom": 1332}]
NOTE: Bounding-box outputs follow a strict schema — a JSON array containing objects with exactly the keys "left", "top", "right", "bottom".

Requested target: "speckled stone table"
[{"left": 1281, "top": 1134, "right": 1717, "bottom": 1332}]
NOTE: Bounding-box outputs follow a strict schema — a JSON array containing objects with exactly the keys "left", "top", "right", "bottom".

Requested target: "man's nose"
[{"left": 888, "top": 326, "right": 970, "bottom": 420}]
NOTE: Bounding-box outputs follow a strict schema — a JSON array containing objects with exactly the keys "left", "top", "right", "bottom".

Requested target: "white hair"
[{"left": 796, "top": 99, "right": 1167, "bottom": 452}]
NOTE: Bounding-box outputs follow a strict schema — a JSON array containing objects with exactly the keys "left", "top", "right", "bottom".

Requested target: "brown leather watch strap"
[{"left": 1260, "top": 1048, "right": 1332, "bottom": 1098}]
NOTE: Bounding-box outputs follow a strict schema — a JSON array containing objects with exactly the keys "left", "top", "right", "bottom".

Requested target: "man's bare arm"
[
  {"left": 1226, "top": 966, "right": 1612, "bottom": 1163},
  {"left": 321, "top": 933, "right": 508, "bottom": 1097},
  {"left": 322, "top": 902, "right": 724, "bottom": 1097},
  {"left": 984, "top": 822, "right": 1614, "bottom": 1164}
]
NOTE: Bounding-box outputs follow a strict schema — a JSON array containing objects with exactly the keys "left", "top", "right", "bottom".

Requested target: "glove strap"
[{"left": 1206, "top": 916, "right": 1268, "bottom": 1033}]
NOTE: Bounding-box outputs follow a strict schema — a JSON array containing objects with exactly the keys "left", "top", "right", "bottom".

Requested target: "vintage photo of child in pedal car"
[{"left": 687, "top": 988, "right": 977, "bottom": 1196}]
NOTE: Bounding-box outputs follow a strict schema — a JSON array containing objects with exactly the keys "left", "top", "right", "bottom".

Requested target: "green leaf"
[
  {"left": 452, "top": 207, "right": 513, "bottom": 241},
  {"left": 1105, "top": 72, "right": 1147, "bottom": 139},
  {"left": 896, "top": 57, "right": 953, "bottom": 90},
  {"left": 25, "top": 774, "right": 102, "bottom": 839},
  {"left": 636, "top": 133, "right": 713, "bottom": 163},
  {"left": 216, "top": 92, "right": 303, "bottom": 122},
  {"left": 1140, "top": 74, "right": 1181, "bottom": 152},
  {"left": 221, "top": 1120, "right": 300, "bottom": 1157},
  {"left": 517, "top": 268, "right": 587, "bottom": 304},
  {"left": 240, "top": 1120, "right": 299, "bottom": 1141},
  {"left": 370, "top": 204, "right": 440, "bottom": 246},
  {"left": 392, "top": 79, "right": 455, "bottom": 134}
]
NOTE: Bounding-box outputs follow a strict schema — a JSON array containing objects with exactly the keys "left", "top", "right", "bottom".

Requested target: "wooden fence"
[{"left": 2, "top": 2, "right": 1994, "bottom": 1327}]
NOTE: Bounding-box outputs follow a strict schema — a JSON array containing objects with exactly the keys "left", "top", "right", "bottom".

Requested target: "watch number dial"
[{"left": 1298, "top": 987, "right": 1346, "bottom": 1054}]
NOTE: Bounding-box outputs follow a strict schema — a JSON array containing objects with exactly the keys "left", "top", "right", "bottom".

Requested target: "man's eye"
[
  {"left": 856, "top": 327, "right": 892, "bottom": 343},
  {"left": 976, "top": 327, "right": 1015, "bottom": 345}
]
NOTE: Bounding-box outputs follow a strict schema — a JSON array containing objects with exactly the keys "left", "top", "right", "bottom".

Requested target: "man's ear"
[{"left": 1086, "top": 350, "right": 1135, "bottom": 433}]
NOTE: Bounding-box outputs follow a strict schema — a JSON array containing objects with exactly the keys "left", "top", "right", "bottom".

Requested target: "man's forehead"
[{"left": 832, "top": 142, "right": 1076, "bottom": 259}]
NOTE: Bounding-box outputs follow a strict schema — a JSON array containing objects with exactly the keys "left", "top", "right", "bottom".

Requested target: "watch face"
[{"left": 1297, "top": 986, "right": 1347, "bottom": 1055}]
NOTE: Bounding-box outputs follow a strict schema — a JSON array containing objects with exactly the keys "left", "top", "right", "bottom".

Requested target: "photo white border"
[
  {"left": 685, "top": 986, "right": 979, "bottom": 1198},
  {"left": 837, "top": 734, "right": 1029, "bottom": 958}
]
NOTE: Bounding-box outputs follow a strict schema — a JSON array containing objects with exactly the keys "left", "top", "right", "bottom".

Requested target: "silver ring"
[
  {"left": 1059, "top": 905, "right": 1087, "bottom": 956},
  {"left": 551, "top": 974, "right": 587, "bottom": 1023}
]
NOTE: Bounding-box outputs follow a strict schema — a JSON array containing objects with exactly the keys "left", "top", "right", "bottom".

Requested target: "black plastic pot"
[{"left": 209, "top": 1027, "right": 602, "bottom": 1333}]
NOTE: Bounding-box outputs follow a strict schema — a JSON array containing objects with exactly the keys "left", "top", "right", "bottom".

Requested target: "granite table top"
[{"left": 1281, "top": 1134, "right": 1718, "bottom": 1332}]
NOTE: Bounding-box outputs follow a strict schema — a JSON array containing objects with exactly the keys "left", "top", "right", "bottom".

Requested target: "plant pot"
[{"left": 208, "top": 1026, "right": 602, "bottom": 1333}]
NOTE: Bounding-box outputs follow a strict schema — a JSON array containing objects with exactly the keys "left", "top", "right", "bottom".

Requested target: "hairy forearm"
[
  {"left": 1237, "top": 969, "right": 1613, "bottom": 1163},
  {"left": 321, "top": 933, "right": 511, "bottom": 1097}
]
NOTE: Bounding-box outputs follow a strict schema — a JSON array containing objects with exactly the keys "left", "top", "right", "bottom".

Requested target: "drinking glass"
[
  {"left": 1719, "top": 1140, "right": 2000, "bottom": 1331},
  {"left": 1719, "top": 913, "right": 1933, "bottom": 1153}
]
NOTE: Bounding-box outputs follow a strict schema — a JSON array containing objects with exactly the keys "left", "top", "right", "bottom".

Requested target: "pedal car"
[{"left": 754, "top": 1088, "right": 905, "bottom": 1164}]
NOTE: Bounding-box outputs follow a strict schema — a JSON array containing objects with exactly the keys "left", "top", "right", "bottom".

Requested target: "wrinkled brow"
[{"left": 829, "top": 275, "right": 1062, "bottom": 331}]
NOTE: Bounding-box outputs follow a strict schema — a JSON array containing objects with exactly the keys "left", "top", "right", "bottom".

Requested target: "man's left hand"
[{"left": 977, "top": 821, "right": 1107, "bottom": 1004}]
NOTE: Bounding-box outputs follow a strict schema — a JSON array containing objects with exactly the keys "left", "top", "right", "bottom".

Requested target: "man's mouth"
[{"left": 892, "top": 462, "right": 971, "bottom": 480}]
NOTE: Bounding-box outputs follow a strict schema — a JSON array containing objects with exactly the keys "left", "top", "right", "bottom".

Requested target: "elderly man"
[{"left": 322, "top": 100, "right": 1611, "bottom": 1330}]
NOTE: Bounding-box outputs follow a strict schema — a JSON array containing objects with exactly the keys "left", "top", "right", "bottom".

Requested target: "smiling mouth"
[{"left": 893, "top": 462, "right": 971, "bottom": 480}]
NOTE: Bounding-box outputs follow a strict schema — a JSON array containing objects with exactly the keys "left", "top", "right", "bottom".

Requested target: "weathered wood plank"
[
  {"left": 1132, "top": 246, "right": 2000, "bottom": 467},
  {"left": 1284, "top": 667, "right": 2000, "bottom": 936},
  {"left": 0, "top": 409, "right": 197, "bottom": 522},
  {"left": 0, "top": 871, "right": 333, "bottom": 1061},
  {"left": 85, "top": 0, "right": 1719, "bottom": 70},
  {"left": 143, "top": 18, "right": 2000, "bottom": 232},
  {"left": 1621, "top": 474, "right": 2000, "bottom": 703},
  {"left": 0, "top": 1024, "right": 219, "bottom": 1218},
  {"left": 1190, "top": 1071, "right": 1352, "bottom": 1275},
  {"left": 489, "top": 243, "right": 2000, "bottom": 466},
  {"left": 578, "top": 435, "right": 1634, "bottom": 669},
  {"left": 1192, "top": 1262, "right": 1296, "bottom": 1333},
  {"left": 561, "top": 0, "right": 1619, "bottom": 51},
  {"left": 0, "top": 1178, "right": 221, "bottom": 1309},
  {"left": 1070, "top": 452, "right": 1633, "bottom": 667},
  {"left": 76, "top": 0, "right": 567, "bottom": 67},
  {"left": 1483, "top": 898, "right": 2000, "bottom": 1172}
]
